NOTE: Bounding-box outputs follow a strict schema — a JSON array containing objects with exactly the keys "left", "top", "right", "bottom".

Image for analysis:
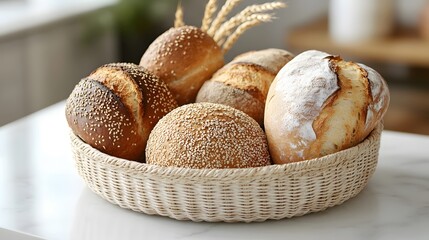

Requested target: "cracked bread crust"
[
  {"left": 265, "top": 50, "right": 389, "bottom": 164},
  {"left": 66, "top": 63, "right": 178, "bottom": 161},
  {"left": 196, "top": 48, "right": 294, "bottom": 126}
]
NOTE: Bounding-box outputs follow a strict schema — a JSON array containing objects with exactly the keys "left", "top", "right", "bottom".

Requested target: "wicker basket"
[{"left": 70, "top": 124, "right": 382, "bottom": 222}]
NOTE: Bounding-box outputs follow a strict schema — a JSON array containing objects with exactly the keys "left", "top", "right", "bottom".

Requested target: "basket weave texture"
[{"left": 71, "top": 124, "right": 382, "bottom": 222}]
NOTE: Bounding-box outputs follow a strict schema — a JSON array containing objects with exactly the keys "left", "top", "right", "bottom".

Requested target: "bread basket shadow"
[{"left": 70, "top": 124, "right": 383, "bottom": 222}]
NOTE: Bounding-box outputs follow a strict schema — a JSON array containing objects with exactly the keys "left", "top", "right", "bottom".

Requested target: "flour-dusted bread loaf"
[
  {"left": 196, "top": 48, "right": 294, "bottom": 125},
  {"left": 140, "top": 26, "right": 224, "bottom": 105},
  {"left": 65, "top": 63, "right": 178, "bottom": 161},
  {"left": 265, "top": 50, "right": 390, "bottom": 164},
  {"left": 146, "top": 102, "right": 271, "bottom": 169}
]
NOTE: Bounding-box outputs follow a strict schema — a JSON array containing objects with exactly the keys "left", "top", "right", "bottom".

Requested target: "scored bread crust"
[
  {"left": 146, "top": 102, "right": 271, "bottom": 169},
  {"left": 196, "top": 80, "right": 265, "bottom": 125},
  {"left": 205, "top": 63, "right": 274, "bottom": 103},
  {"left": 65, "top": 63, "right": 178, "bottom": 161},
  {"left": 196, "top": 48, "right": 294, "bottom": 125},
  {"left": 140, "top": 26, "right": 224, "bottom": 105},
  {"left": 229, "top": 48, "right": 294, "bottom": 74},
  {"left": 264, "top": 50, "right": 390, "bottom": 164}
]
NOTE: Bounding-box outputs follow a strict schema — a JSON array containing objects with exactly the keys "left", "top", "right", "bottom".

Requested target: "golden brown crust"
[
  {"left": 264, "top": 50, "right": 390, "bottom": 164},
  {"left": 140, "top": 26, "right": 224, "bottom": 105},
  {"left": 66, "top": 78, "right": 144, "bottom": 160},
  {"left": 209, "top": 63, "right": 273, "bottom": 103},
  {"left": 65, "top": 63, "right": 178, "bottom": 161},
  {"left": 230, "top": 48, "right": 294, "bottom": 74},
  {"left": 146, "top": 102, "right": 271, "bottom": 169},
  {"left": 196, "top": 80, "right": 265, "bottom": 125},
  {"left": 196, "top": 48, "right": 293, "bottom": 126}
]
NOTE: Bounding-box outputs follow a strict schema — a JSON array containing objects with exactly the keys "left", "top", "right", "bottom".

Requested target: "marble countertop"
[
  {"left": 0, "top": 0, "right": 116, "bottom": 38},
  {"left": 0, "top": 101, "right": 429, "bottom": 240}
]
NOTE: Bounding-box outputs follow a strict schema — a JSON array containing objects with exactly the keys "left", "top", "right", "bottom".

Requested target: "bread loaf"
[
  {"left": 265, "top": 50, "right": 390, "bottom": 164},
  {"left": 196, "top": 48, "right": 294, "bottom": 125},
  {"left": 146, "top": 102, "right": 271, "bottom": 169},
  {"left": 65, "top": 63, "right": 178, "bottom": 161},
  {"left": 140, "top": 26, "right": 224, "bottom": 105},
  {"left": 140, "top": 0, "right": 286, "bottom": 106}
]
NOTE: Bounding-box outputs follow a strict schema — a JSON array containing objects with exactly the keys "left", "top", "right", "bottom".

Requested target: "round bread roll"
[
  {"left": 265, "top": 50, "right": 390, "bottom": 164},
  {"left": 140, "top": 25, "right": 224, "bottom": 105},
  {"left": 146, "top": 102, "right": 271, "bottom": 169},
  {"left": 65, "top": 63, "right": 178, "bottom": 161},
  {"left": 196, "top": 48, "right": 294, "bottom": 126}
]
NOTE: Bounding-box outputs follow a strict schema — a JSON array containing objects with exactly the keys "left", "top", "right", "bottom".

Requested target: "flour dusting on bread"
[{"left": 272, "top": 50, "right": 339, "bottom": 144}]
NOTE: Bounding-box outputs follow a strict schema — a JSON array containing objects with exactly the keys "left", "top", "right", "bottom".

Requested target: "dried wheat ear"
[{"left": 174, "top": 0, "right": 286, "bottom": 53}]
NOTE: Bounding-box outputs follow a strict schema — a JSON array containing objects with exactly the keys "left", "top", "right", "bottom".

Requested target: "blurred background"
[{"left": 0, "top": 0, "right": 428, "bottom": 134}]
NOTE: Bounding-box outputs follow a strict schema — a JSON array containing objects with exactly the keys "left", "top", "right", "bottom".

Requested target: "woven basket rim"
[{"left": 70, "top": 124, "right": 383, "bottom": 181}]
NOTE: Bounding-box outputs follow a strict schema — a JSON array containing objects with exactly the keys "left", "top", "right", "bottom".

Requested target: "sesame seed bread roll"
[
  {"left": 146, "top": 102, "right": 271, "bottom": 169},
  {"left": 140, "top": 26, "right": 224, "bottom": 105},
  {"left": 196, "top": 48, "right": 294, "bottom": 126},
  {"left": 65, "top": 63, "right": 178, "bottom": 162},
  {"left": 265, "top": 50, "right": 390, "bottom": 164}
]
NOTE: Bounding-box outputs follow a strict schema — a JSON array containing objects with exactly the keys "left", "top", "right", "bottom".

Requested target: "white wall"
[
  {"left": 0, "top": 17, "right": 118, "bottom": 126},
  {"left": 0, "top": 38, "right": 27, "bottom": 125}
]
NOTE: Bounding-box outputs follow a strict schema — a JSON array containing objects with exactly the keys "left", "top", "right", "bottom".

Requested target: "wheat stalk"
[
  {"left": 237, "top": 2, "right": 286, "bottom": 18},
  {"left": 217, "top": 1, "right": 285, "bottom": 34},
  {"left": 174, "top": 0, "right": 286, "bottom": 53},
  {"left": 213, "top": 1, "right": 285, "bottom": 50},
  {"left": 213, "top": 15, "right": 243, "bottom": 42},
  {"left": 215, "top": 13, "right": 273, "bottom": 45},
  {"left": 226, "top": 2, "right": 285, "bottom": 26},
  {"left": 221, "top": 18, "right": 271, "bottom": 53},
  {"left": 201, "top": 0, "right": 218, "bottom": 32},
  {"left": 207, "top": 0, "right": 242, "bottom": 36},
  {"left": 174, "top": 1, "right": 185, "bottom": 28}
]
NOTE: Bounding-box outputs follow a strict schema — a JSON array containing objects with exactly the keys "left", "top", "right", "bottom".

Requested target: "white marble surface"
[
  {"left": 0, "top": 101, "right": 429, "bottom": 240},
  {"left": 0, "top": 0, "right": 116, "bottom": 38}
]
